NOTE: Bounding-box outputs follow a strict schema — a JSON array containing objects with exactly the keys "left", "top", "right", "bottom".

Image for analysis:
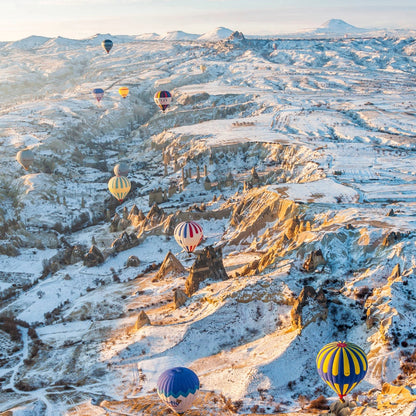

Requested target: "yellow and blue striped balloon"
[
  {"left": 108, "top": 176, "right": 131, "bottom": 202},
  {"left": 316, "top": 341, "right": 367, "bottom": 401}
]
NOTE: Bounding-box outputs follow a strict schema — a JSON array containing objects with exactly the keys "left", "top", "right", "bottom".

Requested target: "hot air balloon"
[
  {"left": 92, "top": 88, "right": 104, "bottom": 103},
  {"left": 200, "top": 64, "right": 206, "bottom": 73},
  {"left": 16, "top": 148, "right": 34, "bottom": 171},
  {"left": 316, "top": 341, "right": 367, "bottom": 402},
  {"left": 102, "top": 39, "right": 113, "bottom": 54},
  {"left": 114, "top": 162, "right": 129, "bottom": 177},
  {"left": 157, "top": 367, "right": 200, "bottom": 414},
  {"left": 119, "top": 87, "right": 129, "bottom": 99},
  {"left": 108, "top": 176, "right": 131, "bottom": 202},
  {"left": 174, "top": 221, "right": 203, "bottom": 253},
  {"left": 154, "top": 90, "right": 172, "bottom": 112}
]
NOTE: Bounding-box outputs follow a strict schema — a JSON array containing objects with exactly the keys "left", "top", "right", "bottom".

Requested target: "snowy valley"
[{"left": 1, "top": 25, "right": 416, "bottom": 415}]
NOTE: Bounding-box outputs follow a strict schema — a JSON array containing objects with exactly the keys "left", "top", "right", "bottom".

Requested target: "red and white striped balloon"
[{"left": 174, "top": 221, "right": 203, "bottom": 253}]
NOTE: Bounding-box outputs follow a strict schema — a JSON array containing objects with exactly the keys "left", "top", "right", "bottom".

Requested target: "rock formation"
[
  {"left": 174, "top": 288, "right": 188, "bottom": 308},
  {"left": 153, "top": 251, "right": 185, "bottom": 281},
  {"left": 291, "top": 286, "right": 328, "bottom": 331},
  {"left": 146, "top": 203, "right": 165, "bottom": 227},
  {"left": 302, "top": 249, "right": 326, "bottom": 272},
  {"left": 83, "top": 245, "right": 104, "bottom": 267},
  {"left": 133, "top": 310, "right": 150, "bottom": 331},
  {"left": 382, "top": 231, "right": 402, "bottom": 247},
  {"left": 185, "top": 245, "right": 228, "bottom": 296},
  {"left": 128, "top": 204, "right": 145, "bottom": 227},
  {"left": 111, "top": 231, "right": 139, "bottom": 252},
  {"left": 126, "top": 255, "right": 140, "bottom": 267}
]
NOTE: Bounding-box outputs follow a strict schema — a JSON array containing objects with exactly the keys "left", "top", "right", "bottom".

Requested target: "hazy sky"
[{"left": 2, "top": 0, "right": 415, "bottom": 41}]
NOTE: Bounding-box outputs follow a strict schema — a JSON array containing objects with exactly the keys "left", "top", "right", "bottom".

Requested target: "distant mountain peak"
[
  {"left": 198, "top": 27, "right": 234, "bottom": 41},
  {"left": 315, "top": 19, "right": 365, "bottom": 33}
]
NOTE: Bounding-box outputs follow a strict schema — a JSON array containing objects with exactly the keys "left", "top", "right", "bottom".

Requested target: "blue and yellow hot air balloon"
[
  {"left": 16, "top": 148, "right": 34, "bottom": 171},
  {"left": 108, "top": 176, "right": 131, "bottom": 202},
  {"left": 102, "top": 39, "right": 113, "bottom": 54},
  {"left": 316, "top": 341, "right": 367, "bottom": 402},
  {"left": 154, "top": 90, "right": 172, "bottom": 112},
  {"left": 157, "top": 367, "right": 200, "bottom": 414}
]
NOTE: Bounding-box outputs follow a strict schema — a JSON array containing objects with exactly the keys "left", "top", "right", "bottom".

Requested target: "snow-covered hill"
[
  {"left": 1, "top": 30, "right": 416, "bottom": 416},
  {"left": 198, "top": 27, "right": 234, "bottom": 41}
]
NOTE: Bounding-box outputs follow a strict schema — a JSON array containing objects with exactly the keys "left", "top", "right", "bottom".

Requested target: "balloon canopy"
[
  {"left": 102, "top": 39, "right": 113, "bottom": 54},
  {"left": 114, "top": 162, "right": 129, "bottom": 177},
  {"left": 157, "top": 367, "right": 200, "bottom": 414},
  {"left": 92, "top": 88, "right": 105, "bottom": 102},
  {"left": 108, "top": 176, "right": 131, "bottom": 202},
  {"left": 16, "top": 148, "right": 34, "bottom": 171},
  {"left": 316, "top": 341, "right": 367, "bottom": 401},
  {"left": 174, "top": 221, "right": 203, "bottom": 253},
  {"left": 154, "top": 90, "right": 172, "bottom": 112},
  {"left": 119, "top": 87, "right": 129, "bottom": 98}
]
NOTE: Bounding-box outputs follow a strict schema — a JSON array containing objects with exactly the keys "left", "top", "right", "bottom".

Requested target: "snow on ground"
[{"left": 1, "top": 31, "right": 416, "bottom": 415}]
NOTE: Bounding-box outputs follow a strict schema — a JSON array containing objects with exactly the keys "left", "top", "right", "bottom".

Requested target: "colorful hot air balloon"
[
  {"left": 108, "top": 176, "right": 131, "bottom": 202},
  {"left": 200, "top": 64, "right": 206, "bottom": 73},
  {"left": 157, "top": 367, "right": 200, "bottom": 414},
  {"left": 92, "top": 88, "right": 105, "bottom": 103},
  {"left": 174, "top": 221, "right": 203, "bottom": 253},
  {"left": 119, "top": 87, "right": 129, "bottom": 98},
  {"left": 102, "top": 39, "right": 113, "bottom": 54},
  {"left": 113, "top": 162, "right": 129, "bottom": 177},
  {"left": 154, "top": 90, "right": 172, "bottom": 112},
  {"left": 316, "top": 341, "right": 367, "bottom": 402},
  {"left": 16, "top": 148, "right": 34, "bottom": 171}
]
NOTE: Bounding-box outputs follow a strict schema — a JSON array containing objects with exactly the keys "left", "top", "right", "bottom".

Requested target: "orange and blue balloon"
[
  {"left": 154, "top": 90, "right": 172, "bottom": 112},
  {"left": 157, "top": 367, "right": 199, "bottom": 414},
  {"left": 174, "top": 221, "right": 203, "bottom": 253},
  {"left": 102, "top": 39, "right": 113, "bottom": 54},
  {"left": 316, "top": 341, "right": 367, "bottom": 401}
]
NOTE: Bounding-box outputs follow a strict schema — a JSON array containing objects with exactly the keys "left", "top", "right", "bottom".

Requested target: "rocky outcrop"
[
  {"left": 382, "top": 231, "right": 402, "bottom": 247},
  {"left": 146, "top": 203, "right": 165, "bottom": 227},
  {"left": 83, "top": 245, "right": 104, "bottom": 267},
  {"left": 133, "top": 311, "right": 150, "bottom": 331},
  {"left": 174, "top": 288, "right": 189, "bottom": 308},
  {"left": 110, "top": 213, "right": 130, "bottom": 232},
  {"left": 291, "top": 286, "right": 328, "bottom": 331},
  {"left": 185, "top": 245, "right": 228, "bottom": 296},
  {"left": 111, "top": 231, "right": 139, "bottom": 252},
  {"left": 69, "top": 245, "right": 85, "bottom": 264},
  {"left": 126, "top": 255, "right": 140, "bottom": 267},
  {"left": 128, "top": 204, "right": 145, "bottom": 227},
  {"left": 302, "top": 249, "right": 326, "bottom": 272},
  {"left": 153, "top": 251, "right": 185, "bottom": 281}
]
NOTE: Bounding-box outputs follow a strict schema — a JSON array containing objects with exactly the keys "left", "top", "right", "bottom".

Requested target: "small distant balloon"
[
  {"left": 92, "top": 88, "right": 104, "bottom": 103},
  {"left": 108, "top": 176, "right": 131, "bottom": 202},
  {"left": 154, "top": 90, "right": 172, "bottom": 112},
  {"left": 102, "top": 39, "right": 113, "bottom": 54},
  {"left": 16, "top": 148, "right": 34, "bottom": 171},
  {"left": 119, "top": 87, "right": 129, "bottom": 98},
  {"left": 157, "top": 367, "right": 200, "bottom": 414},
  {"left": 114, "top": 162, "right": 129, "bottom": 177},
  {"left": 272, "top": 42, "right": 277, "bottom": 50},
  {"left": 200, "top": 64, "right": 207, "bottom": 73},
  {"left": 174, "top": 221, "right": 203, "bottom": 253},
  {"left": 316, "top": 341, "right": 367, "bottom": 402}
]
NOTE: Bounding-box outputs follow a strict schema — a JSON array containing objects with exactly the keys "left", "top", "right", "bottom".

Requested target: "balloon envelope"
[
  {"left": 92, "top": 88, "right": 105, "bottom": 102},
  {"left": 102, "top": 39, "right": 113, "bottom": 53},
  {"left": 108, "top": 176, "right": 131, "bottom": 202},
  {"left": 154, "top": 90, "right": 172, "bottom": 112},
  {"left": 157, "top": 367, "right": 199, "bottom": 414},
  {"left": 174, "top": 221, "right": 203, "bottom": 253},
  {"left": 200, "top": 64, "right": 206, "bottom": 72},
  {"left": 16, "top": 148, "right": 34, "bottom": 170},
  {"left": 119, "top": 87, "right": 129, "bottom": 98},
  {"left": 114, "top": 162, "right": 129, "bottom": 177},
  {"left": 316, "top": 341, "right": 367, "bottom": 401}
]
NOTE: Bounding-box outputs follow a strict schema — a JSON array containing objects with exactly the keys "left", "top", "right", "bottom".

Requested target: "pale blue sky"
[{"left": 2, "top": 0, "right": 415, "bottom": 41}]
